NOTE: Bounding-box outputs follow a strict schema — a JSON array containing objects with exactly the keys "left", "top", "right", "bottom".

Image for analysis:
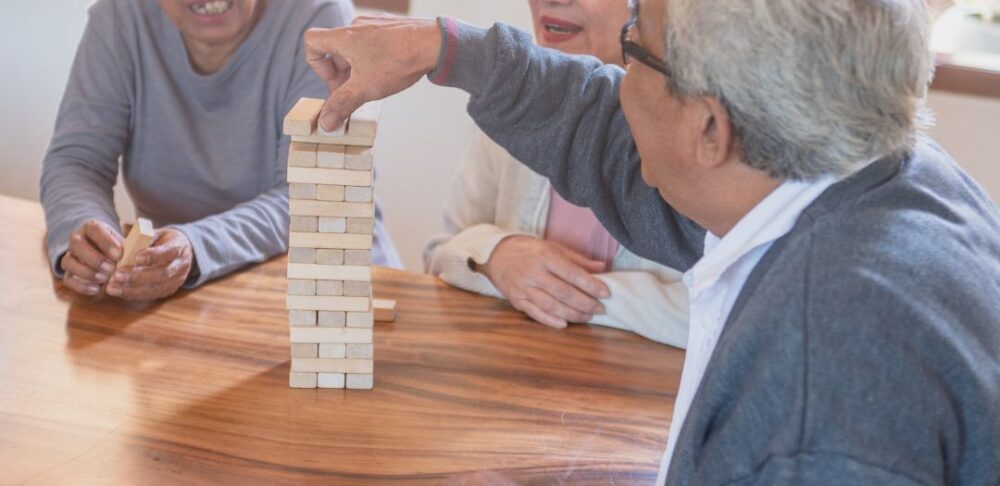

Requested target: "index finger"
[
  {"left": 83, "top": 221, "right": 124, "bottom": 261},
  {"left": 545, "top": 256, "right": 611, "bottom": 300}
]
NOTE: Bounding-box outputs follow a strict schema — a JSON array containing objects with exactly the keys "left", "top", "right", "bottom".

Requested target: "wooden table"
[{"left": 0, "top": 195, "right": 683, "bottom": 485}]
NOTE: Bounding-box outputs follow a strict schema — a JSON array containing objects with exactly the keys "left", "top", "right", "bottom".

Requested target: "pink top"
[{"left": 544, "top": 187, "right": 620, "bottom": 270}]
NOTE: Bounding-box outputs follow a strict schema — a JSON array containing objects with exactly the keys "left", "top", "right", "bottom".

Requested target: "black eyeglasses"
[{"left": 620, "top": 16, "right": 669, "bottom": 77}]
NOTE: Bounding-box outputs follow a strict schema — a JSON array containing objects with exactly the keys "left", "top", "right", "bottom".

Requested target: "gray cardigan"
[{"left": 430, "top": 20, "right": 1000, "bottom": 485}]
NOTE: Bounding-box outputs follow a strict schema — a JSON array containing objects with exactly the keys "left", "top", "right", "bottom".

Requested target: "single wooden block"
[
  {"left": 316, "top": 249, "right": 344, "bottom": 265},
  {"left": 319, "top": 216, "right": 347, "bottom": 233},
  {"left": 289, "top": 183, "right": 317, "bottom": 200},
  {"left": 289, "top": 200, "right": 374, "bottom": 219},
  {"left": 316, "top": 280, "right": 344, "bottom": 296},
  {"left": 318, "top": 311, "right": 346, "bottom": 327},
  {"left": 373, "top": 299, "right": 397, "bottom": 322},
  {"left": 346, "top": 217, "right": 374, "bottom": 235},
  {"left": 290, "top": 216, "right": 318, "bottom": 233},
  {"left": 291, "top": 358, "right": 373, "bottom": 374},
  {"left": 287, "top": 263, "right": 370, "bottom": 281},
  {"left": 346, "top": 311, "right": 374, "bottom": 328},
  {"left": 345, "top": 146, "right": 374, "bottom": 171},
  {"left": 286, "top": 295, "right": 371, "bottom": 312},
  {"left": 343, "top": 281, "right": 371, "bottom": 297},
  {"left": 345, "top": 186, "right": 373, "bottom": 203},
  {"left": 346, "top": 374, "right": 374, "bottom": 390},
  {"left": 317, "top": 144, "right": 346, "bottom": 169},
  {"left": 287, "top": 167, "right": 372, "bottom": 187},
  {"left": 318, "top": 373, "right": 346, "bottom": 389},
  {"left": 346, "top": 344, "right": 374, "bottom": 359},
  {"left": 344, "top": 249, "right": 372, "bottom": 266},
  {"left": 288, "top": 310, "right": 317, "bottom": 326},
  {"left": 288, "top": 142, "right": 318, "bottom": 167},
  {"left": 289, "top": 371, "right": 318, "bottom": 388},
  {"left": 288, "top": 247, "right": 316, "bottom": 264},
  {"left": 287, "top": 279, "right": 317, "bottom": 296},
  {"left": 347, "top": 101, "right": 380, "bottom": 139},
  {"left": 283, "top": 97, "right": 324, "bottom": 136},
  {"left": 291, "top": 133, "right": 373, "bottom": 147},
  {"left": 289, "top": 326, "right": 373, "bottom": 344},
  {"left": 319, "top": 343, "right": 347, "bottom": 358},
  {"left": 119, "top": 218, "right": 155, "bottom": 267},
  {"left": 316, "top": 185, "right": 345, "bottom": 202},
  {"left": 289, "top": 232, "right": 373, "bottom": 251},
  {"left": 290, "top": 343, "right": 319, "bottom": 358}
]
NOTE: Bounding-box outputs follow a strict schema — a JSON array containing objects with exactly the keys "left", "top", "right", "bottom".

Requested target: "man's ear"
[{"left": 694, "top": 96, "right": 733, "bottom": 169}]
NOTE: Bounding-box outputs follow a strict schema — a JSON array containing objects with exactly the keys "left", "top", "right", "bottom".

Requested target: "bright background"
[{"left": 1, "top": 1, "right": 996, "bottom": 271}]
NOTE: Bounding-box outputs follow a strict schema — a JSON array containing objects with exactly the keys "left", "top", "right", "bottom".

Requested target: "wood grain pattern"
[{"left": 0, "top": 194, "right": 683, "bottom": 485}]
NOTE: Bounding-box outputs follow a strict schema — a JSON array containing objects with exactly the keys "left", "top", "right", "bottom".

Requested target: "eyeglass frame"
[{"left": 619, "top": 3, "right": 669, "bottom": 77}]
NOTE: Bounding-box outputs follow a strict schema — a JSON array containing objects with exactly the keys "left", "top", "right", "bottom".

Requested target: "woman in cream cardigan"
[{"left": 424, "top": 0, "right": 687, "bottom": 348}]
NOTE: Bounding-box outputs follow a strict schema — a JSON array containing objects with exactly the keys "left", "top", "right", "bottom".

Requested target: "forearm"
[
  {"left": 588, "top": 272, "right": 689, "bottom": 348},
  {"left": 428, "top": 19, "right": 704, "bottom": 270},
  {"left": 425, "top": 224, "right": 531, "bottom": 299}
]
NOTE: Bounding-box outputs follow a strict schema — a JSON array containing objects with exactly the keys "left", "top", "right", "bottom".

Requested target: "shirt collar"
[{"left": 684, "top": 175, "right": 841, "bottom": 294}]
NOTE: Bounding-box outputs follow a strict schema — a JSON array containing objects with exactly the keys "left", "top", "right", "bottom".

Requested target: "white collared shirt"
[{"left": 656, "top": 175, "right": 841, "bottom": 483}]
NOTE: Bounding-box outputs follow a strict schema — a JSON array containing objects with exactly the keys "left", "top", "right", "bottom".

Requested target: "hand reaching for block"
[{"left": 106, "top": 226, "right": 194, "bottom": 301}]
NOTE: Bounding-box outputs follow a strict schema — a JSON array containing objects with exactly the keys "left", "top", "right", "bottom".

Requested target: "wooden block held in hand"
[
  {"left": 119, "top": 218, "right": 155, "bottom": 267},
  {"left": 283, "top": 98, "right": 324, "bottom": 136},
  {"left": 373, "top": 299, "right": 396, "bottom": 322}
]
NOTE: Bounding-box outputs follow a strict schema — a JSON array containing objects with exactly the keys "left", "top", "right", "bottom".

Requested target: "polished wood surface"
[{"left": 0, "top": 195, "right": 683, "bottom": 485}]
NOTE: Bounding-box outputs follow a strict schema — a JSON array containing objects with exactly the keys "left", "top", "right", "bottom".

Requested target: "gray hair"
[{"left": 663, "top": 0, "right": 935, "bottom": 180}]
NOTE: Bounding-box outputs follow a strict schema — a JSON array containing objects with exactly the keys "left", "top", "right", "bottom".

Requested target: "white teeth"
[{"left": 191, "top": 0, "right": 231, "bottom": 15}]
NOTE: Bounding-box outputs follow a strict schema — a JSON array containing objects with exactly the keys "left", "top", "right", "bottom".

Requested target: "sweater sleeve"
[
  {"left": 40, "top": 1, "right": 131, "bottom": 276},
  {"left": 428, "top": 18, "right": 705, "bottom": 272},
  {"left": 589, "top": 271, "right": 689, "bottom": 348},
  {"left": 170, "top": 2, "right": 354, "bottom": 287},
  {"left": 424, "top": 130, "right": 531, "bottom": 298}
]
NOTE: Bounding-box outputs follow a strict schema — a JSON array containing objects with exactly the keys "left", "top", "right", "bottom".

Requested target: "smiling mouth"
[
  {"left": 541, "top": 16, "right": 583, "bottom": 35},
  {"left": 189, "top": 0, "right": 233, "bottom": 16}
]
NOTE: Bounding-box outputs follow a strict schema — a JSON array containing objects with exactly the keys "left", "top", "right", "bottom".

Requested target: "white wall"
[{"left": 2, "top": 2, "right": 996, "bottom": 272}]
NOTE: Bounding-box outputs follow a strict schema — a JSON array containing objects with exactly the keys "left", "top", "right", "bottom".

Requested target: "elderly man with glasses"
[{"left": 301, "top": 0, "right": 1000, "bottom": 484}]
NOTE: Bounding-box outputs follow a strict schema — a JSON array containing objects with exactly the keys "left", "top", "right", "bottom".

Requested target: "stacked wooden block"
[{"left": 283, "top": 98, "right": 380, "bottom": 389}]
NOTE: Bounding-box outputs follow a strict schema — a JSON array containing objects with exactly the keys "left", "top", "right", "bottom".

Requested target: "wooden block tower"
[{"left": 283, "top": 98, "right": 381, "bottom": 389}]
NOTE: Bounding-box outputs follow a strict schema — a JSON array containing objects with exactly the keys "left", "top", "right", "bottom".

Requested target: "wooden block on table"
[
  {"left": 289, "top": 371, "right": 318, "bottom": 388},
  {"left": 287, "top": 263, "right": 370, "bottom": 281},
  {"left": 290, "top": 343, "right": 319, "bottom": 358},
  {"left": 345, "top": 186, "right": 373, "bottom": 203},
  {"left": 347, "top": 102, "right": 381, "bottom": 139},
  {"left": 343, "top": 281, "right": 371, "bottom": 297},
  {"left": 316, "top": 249, "right": 344, "bottom": 265},
  {"left": 344, "top": 249, "right": 371, "bottom": 266},
  {"left": 317, "top": 144, "right": 346, "bottom": 169},
  {"left": 290, "top": 216, "right": 318, "bottom": 233},
  {"left": 319, "top": 216, "right": 347, "bottom": 233},
  {"left": 288, "top": 310, "right": 317, "bottom": 326},
  {"left": 289, "top": 232, "right": 373, "bottom": 250},
  {"left": 346, "top": 343, "right": 374, "bottom": 359},
  {"left": 283, "top": 97, "right": 324, "bottom": 136},
  {"left": 288, "top": 142, "right": 318, "bottom": 167},
  {"left": 288, "top": 279, "right": 317, "bottom": 296},
  {"left": 346, "top": 374, "right": 374, "bottom": 390},
  {"left": 289, "top": 200, "right": 374, "bottom": 218},
  {"left": 289, "top": 247, "right": 316, "bottom": 264},
  {"left": 346, "top": 311, "right": 374, "bottom": 328},
  {"left": 289, "top": 183, "right": 317, "bottom": 200},
  {"left": 119, "top": 218, "right": 155, "bottom": 267},
  {"left": 346, "top": 217, "right": 374, "bottom": 235},
  {"left": 286, "top": 295, "right": 371, "bottom": 312},
  {"left": 319, "top": 343, "right": 347, "bottom": 358},
  {"left": 318, "top": 373, "right": 346, "bottom": 388},
  {"left": 289, "top": 326, "right": 373, "bottom": 344},
  {"left": 345, "top": 146, "right": 374, "bottom": 171},
  {"left": 287, "top": 167, "right": 372, "bottom": 187},
  {"left": 317, "top": 185, "right": 345, "bottom": 202},
  {"left": 318, "top": 310, "right": 346, "bottom": 327},
  {"left": 316, "top": 280, "right": 344, "bottom": 296},
  {"left": 373, "top": 299, "right": 397, "bottom": 322},
  {"left": 291, "top": 358, "right": 373, "bottom": 374}
]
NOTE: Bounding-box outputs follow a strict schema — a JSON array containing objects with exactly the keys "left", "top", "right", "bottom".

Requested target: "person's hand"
[
  {"left": 478, "top": 236, "right": 611, "bottom": 329},
  {"left": 106, "top": 228, "right": 193, "bottom": 301},
  {"left": 303, "top": 15, "right": 442, "bottom": 131},
  {"left": 60, "top": 220, "right": 124, "bottom": 296}
]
